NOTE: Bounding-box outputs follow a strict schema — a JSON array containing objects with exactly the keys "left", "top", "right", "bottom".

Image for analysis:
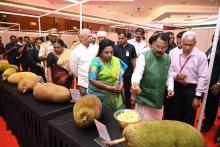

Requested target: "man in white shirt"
[
  {"left": 97, "top": 31, "right": 107, "bottom": 43},
  {"left": 38, "top": 28, "right": 59, "bottom": 80},
  {"left": 70, "top": 28, "right": 93, "bottom": 96},
  {"left": 128, "top": 28, "right": 147, "bottom": 56},
  {"left": 88, "top": 33, "right": 99, "bottom": 57}
]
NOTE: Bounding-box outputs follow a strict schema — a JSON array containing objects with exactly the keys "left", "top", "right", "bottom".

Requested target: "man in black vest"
[{"left": 114, "top": 32, "right": 137, "bottom": 108}]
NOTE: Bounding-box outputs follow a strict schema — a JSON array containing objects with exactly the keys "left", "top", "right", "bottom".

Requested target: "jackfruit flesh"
[{"left": 117, "top": 111, "right": 140, "bottom": 123}]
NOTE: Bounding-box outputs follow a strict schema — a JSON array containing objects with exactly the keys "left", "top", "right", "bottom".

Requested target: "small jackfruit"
[
  {"left": 73, "top": 95, "right": 102, "bottom": 128},
  {"left": 0, "top": 62, "right": 9, "bottom": 73},
  {"left": 2, "top": 68, "right": 17, "bottom": 80},
  {"left": 33, "top": 83, "right": 71, "bottom": 103},
  {"left": 104, "top": 120, "right": 205, "bottom": 147},
  {"left": 7, "top": 72, "right": 37, "bottom": 84},
  {"left": 18, "top": 76, "right": 39, "bottom": 93}
]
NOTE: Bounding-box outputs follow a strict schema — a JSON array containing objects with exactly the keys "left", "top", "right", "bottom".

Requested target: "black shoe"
[{"left": 201, "top": 124, "right": 211, "bottom": 132}]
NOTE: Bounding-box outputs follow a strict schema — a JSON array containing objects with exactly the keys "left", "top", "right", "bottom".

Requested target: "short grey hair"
[
  {"left": 182, "top": 31, "right": 197, "bottom": 41},
  {"left": 79, "top": 28, "right": 91, "bottom": 37}
]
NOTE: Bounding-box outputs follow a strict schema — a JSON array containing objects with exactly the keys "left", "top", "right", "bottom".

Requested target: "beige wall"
[
  {"left": 0, "top": 27, "right": 216, "bottom": 52},
  {"left": 145, "top": 28, "right": 215, "bottom": 53}
]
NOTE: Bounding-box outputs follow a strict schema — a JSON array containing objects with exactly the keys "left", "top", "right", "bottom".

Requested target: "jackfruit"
[
  {"left": 2, "top": 68, "right": 17, "bottom": 80},
  {"left": 0, "top": 64, "right": 19, "bottom": 73},
  {"left": 33, "top": 83, "right": 71, "bottom": 103},
  {"left": 73, "top": 95, "right": 102, "bottom": 128},
  {"left": 104, "top": 120, "right": 205, "bottom": 147},
  {"left": 18, "top": 76, "right": 39, "bottom": 93},
  {"left": 7, "top": 72, "right": 37, "bottom": 84},
  {"left": 0, "top": 60, "right": 9, "bottom": 64},
  {"left": 0, "top": 62, "right": 9, "bottom": 72}
]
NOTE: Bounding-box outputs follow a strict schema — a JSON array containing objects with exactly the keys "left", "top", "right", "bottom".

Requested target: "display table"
[
  {"left": 0, "top": 79, "right": 73, "bottom": 147},
  {"left": 47, "top": 107, "right": 125, "bottom": 147}
]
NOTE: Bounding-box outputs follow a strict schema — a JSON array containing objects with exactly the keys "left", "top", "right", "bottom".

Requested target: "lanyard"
[{"left": 179, "top": 54, "right": 191, "bottom": 73}]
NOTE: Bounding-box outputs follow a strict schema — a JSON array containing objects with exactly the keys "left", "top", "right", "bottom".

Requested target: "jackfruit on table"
[
  {"left": 33, "top": 83, "right": 71, "bottom": 103},
  {"left": 18, "top": 76, "right": 39, "bottom": 93},
  {"left": 7, "top": 72, "right": 37, "bottom": 84},
  {"left": 104, "top": 120, "right": 205, "bottom": 147},
  {"left": 73, "top": 95, "right": 102, "bottom": 128},
  {"left": 2, "top": 68, "right": 17, "bottom": 80},
  {"left": 0, "top": 63, "right": 18, "bottom": 73}
]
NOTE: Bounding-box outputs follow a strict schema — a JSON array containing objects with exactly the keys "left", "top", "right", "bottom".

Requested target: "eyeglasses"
[{"left": 155, "top": 44, "right": 167, "bottom": 50}]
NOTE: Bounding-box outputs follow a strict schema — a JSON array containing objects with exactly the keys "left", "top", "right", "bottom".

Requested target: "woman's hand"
[{"left": 111, "top": 85, "right": 122, "bottom": 93}]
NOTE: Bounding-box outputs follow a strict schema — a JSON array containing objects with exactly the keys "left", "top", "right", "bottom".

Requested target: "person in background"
[
  {"left": 97, "top": 31, "right": 107, "bottom": 43},
  {"left": 38, "top": 29, "right": 59, "bottom": 62},
  {"left": 166, "top": 32, "right": 177, "bottom": 54},
  {"left": 18, "top": 36, "right": 32, "bottom": 71},
  {"left": 128, "top": 28, "right": 147, "bottom": 56},
  {"left": 114, "top": 32, "right": 137, "bottom": 109},
  {"left": 17, "top": 37, "right": 23, "bottom": 46},
  {"left": 141, "top": 34, "right": 158, "bottom": 53},
  {"left": 201, "top": 33, "right": 220, "bottom": 132},
  {"left": 38, "top": 28, "right": 59, "bottom": 80},
  {"left": 88, "top": 33, "right": 99, "bottom": 57},
  {"left": 0, "top": 36, "right": 5, "bottom": 60},
  {"left": 132, "top": 33, "right": 174, "bottom": 121},
  {"left": 28, "top": 37, "right": 46, "bottom": 81},
  {"left": 70, "top": 41, "right": 80, "bottom": 49},
  {"left": 70, "top": 28, "right": 93, "bottom": 96},
  {"left": 169, "top": 31, "right": 208, "bottom": 126},
  {"left": 47, "top": 39, "right": 73, "bottom": 88},
  {"left": 88, "top": 39, "right": 127, "bottom": 111},
  {"left": 163, "top": 31, "right": 186, "bottom": 120},
  {"left": 4, "top": 35, "right": 20, "bottom": 67}
]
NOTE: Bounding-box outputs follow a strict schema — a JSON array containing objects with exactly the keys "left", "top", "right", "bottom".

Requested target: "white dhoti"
[{"left": 135, "top": 104, "right": 163, "bottom": 121}]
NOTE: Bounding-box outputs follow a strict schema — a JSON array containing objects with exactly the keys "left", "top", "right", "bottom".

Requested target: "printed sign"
[{"left": 94, "top": 119, "right": 111, "bottom": 141}]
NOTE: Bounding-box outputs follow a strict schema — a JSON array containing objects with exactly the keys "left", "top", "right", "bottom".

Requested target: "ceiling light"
[
  {"left": 30, "top": 22, "right": 37, "bottom": 26},
  {"left": 0, "top": 2, "right": 159, "bottom": 30},
  {"left": 0, "top": 11, "right": 39, "bottom": 18}
]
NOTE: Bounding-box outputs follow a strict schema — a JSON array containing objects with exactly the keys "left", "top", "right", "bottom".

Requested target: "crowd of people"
[{"left": 0, "top": 27, "right": 220, "bottom": 133}]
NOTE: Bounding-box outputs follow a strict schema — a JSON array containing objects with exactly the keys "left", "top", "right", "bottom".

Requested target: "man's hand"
[
  {"left": 211, "top": 83, "right": 220, "bottom": 95},
  {"left": 176, "top": 73, "right": 187, "bottom": 80},
  {"left": 192, "top": 97, "right": 201, "bottom": 109},
  {"left": 132, "top": 83, "right": 142, "bottom": 95},
  {"left": 167, "top": 90, "right": 174, "bottom": 99}
]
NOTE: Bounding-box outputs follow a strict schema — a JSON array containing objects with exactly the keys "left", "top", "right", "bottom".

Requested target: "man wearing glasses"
[
  {"left": 169, "top": 31, "right": 208, "bottom": 126},
  {"left": 131, "top": 32, "right": 174, "bottom": 121}
]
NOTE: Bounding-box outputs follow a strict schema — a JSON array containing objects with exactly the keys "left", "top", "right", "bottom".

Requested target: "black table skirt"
[
  {"left": 0, "top": 79, "right": 73, "bottom": 147},
  {"left": 47, "top": 107, "right": 125, "bottom": 147}
]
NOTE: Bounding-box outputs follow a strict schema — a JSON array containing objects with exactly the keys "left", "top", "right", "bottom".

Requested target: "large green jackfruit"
[
  {"left": 104, "top": 120, "right": 205, "bottom": 147},
  {"left": 73, "top": 95, "right": 102, "bottom": 128},
  {"left": 2, "top": 68, "right": 17, "bottom": 80}
]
